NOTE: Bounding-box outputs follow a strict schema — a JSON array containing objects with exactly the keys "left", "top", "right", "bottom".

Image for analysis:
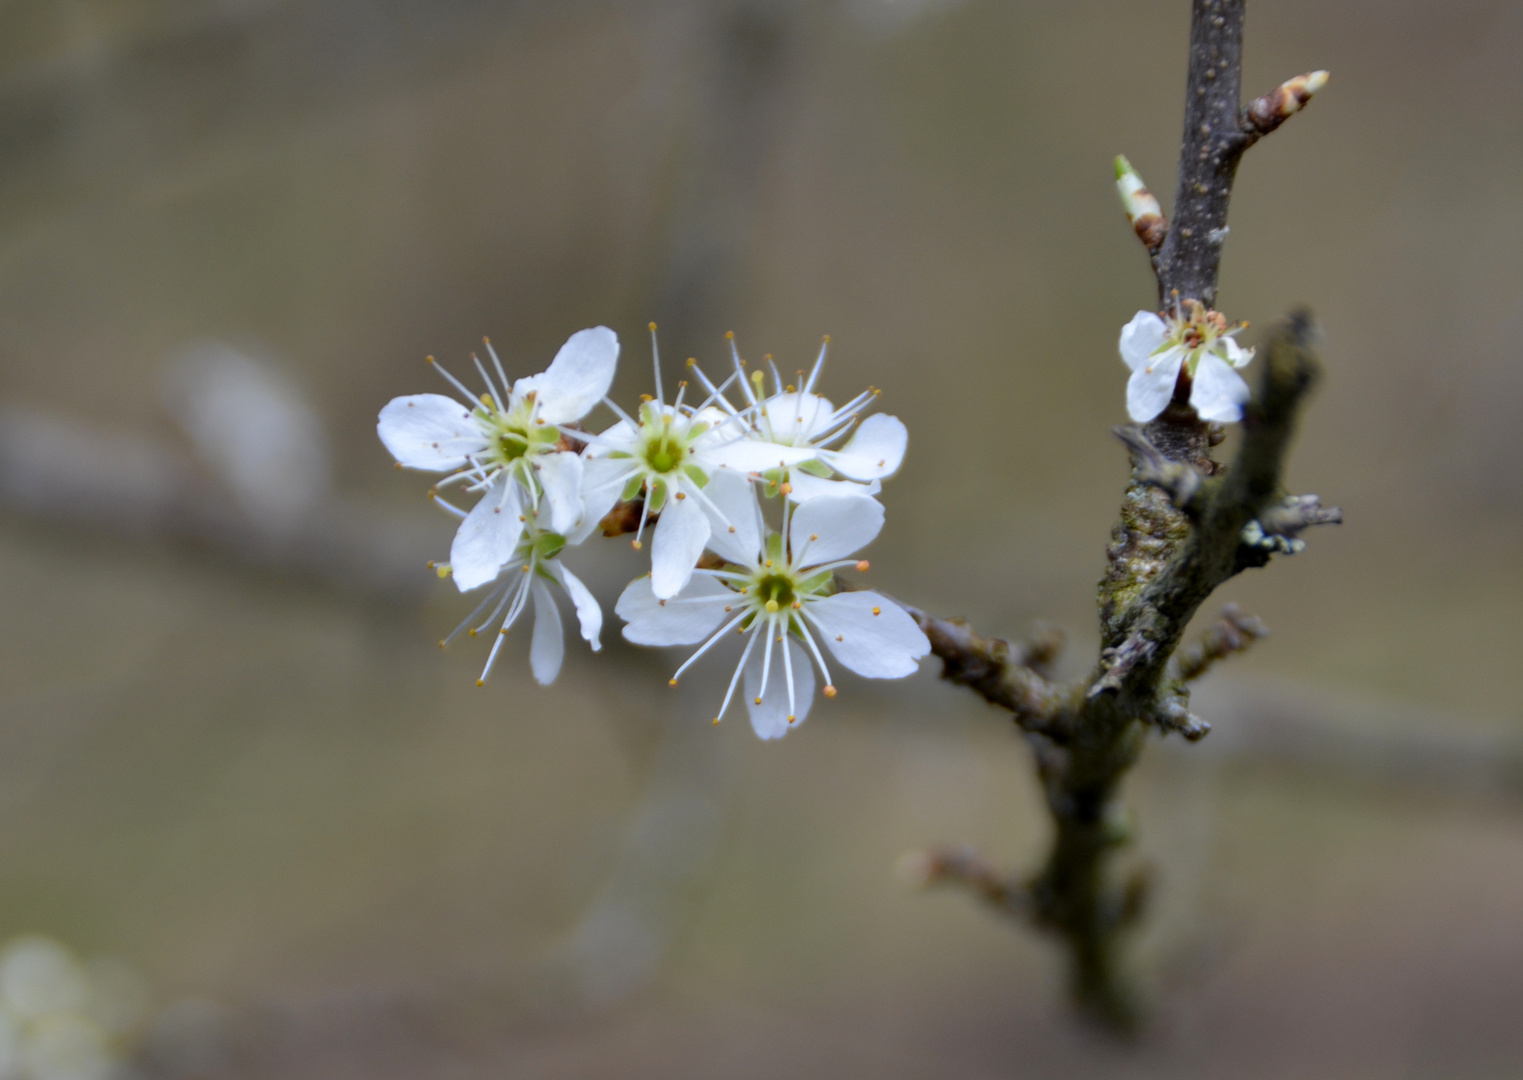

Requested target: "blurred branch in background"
[{"left": 0, "top": 343, "right": 439, "bottom": 602}]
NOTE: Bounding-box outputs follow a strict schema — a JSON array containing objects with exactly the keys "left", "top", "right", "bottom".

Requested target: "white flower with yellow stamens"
[
  {"left": 378, "top": 326, "right": 618, "bottom": 591},
  {"left": 689, "top": 335, "right": 907, "bottom": 502},
  {"left": 579, "top": 326, "right": 815, "bottom": 599},
  {"left": 435, "top": 508, "right": 602, "bottom": 687},
  {"left": 615, "top": 491, "right": 929, "bottom": 739},
  {"left": 1119, "top": 299, "right": 1254, "bottom": 423}
]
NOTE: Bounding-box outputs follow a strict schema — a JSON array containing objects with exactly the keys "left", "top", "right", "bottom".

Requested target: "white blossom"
[
  {"left": 435, "top": 508, "right": 603, "bottom": 687},
  {"left": 616, "top": 491, "right": 929, "bottom": 739},
  {"left": 691, "top": 336, "right": 907, "bottom": 502},
  {"left": 1119, "top": 300, "right": 1254, "bottom": 423},
  {"left": 378, "top": 327, "right": 618, "bottom": 591},
  {"left": 578, "top": 327, "right": 815, "bottom": 600}
]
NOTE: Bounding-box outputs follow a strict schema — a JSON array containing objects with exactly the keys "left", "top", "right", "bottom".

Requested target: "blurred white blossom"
[{"left": 0, "top": 936, "right": 153, "bottom": 1080}]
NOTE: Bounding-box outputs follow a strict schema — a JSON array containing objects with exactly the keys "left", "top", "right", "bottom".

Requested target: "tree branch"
[
  {"left": 1153, "top": 0, "right": 1247, "bottom": 308},
  {"left": 1174, "top": 604, "right": 1267, "bottom": 681},
  {"left": 907, "top": 1, "right": 1336, "bottom": 1032},
  {"left": 905, "top": 607, "right": 1079, "bottom": 741}
]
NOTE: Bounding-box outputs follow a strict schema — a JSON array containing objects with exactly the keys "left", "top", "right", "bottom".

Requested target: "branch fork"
[{"left": 900, "top": 0, "right": 1338, "bottom": 1031}]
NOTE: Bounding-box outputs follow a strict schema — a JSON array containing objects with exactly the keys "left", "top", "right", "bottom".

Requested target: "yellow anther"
[
  {"left": 779, "top": 483, "right": 792, "bottom": 495},
  {"left": 640, "top": 394, "right": 654, "bottom": 402},
  {"left": 792, "top": 601, "right": 801, "bottom": 609},
  {"left": 787, "top": 715, "right": 796, "bottom": 724},
  {"left": 712, "top": 717, "right": 721, "bottom": 725},
  {"left": 669, "top": 678, "right": 678, "bottom": 687},
  {"left": 754, "top": 697, "right": 762, "bottom": 705},
  {"left": 649, "top": 321, "right": 658, "bottom": 332},
  {"left": 823, "top": 685, "right": 837, "bottom": 698},
  {"left": 726, "top": 331, "right": 735, "bottom": 340},
  {"left": 809, "top": 533, "right": 818, "bottom": 541},
  {"left": 855, "top": 560, "right": 870, "bottom": 572},
  {"left": 468, "top": 629, "right": 477, "bottom": 637},
  {"left": 476, "top": 679, "right": 484, "bottom": 687},
  {"left": 632, "top": 540, "right": 643, "bottom": 550},
  {"left": 686, "top": 358, "right": 696, "bottom": 367},
  {"left": 822, "top": 334, "right": 831, "bottom": 343},
  {"left": 872, "top": 606, "right": 881, "bottom": 616}
]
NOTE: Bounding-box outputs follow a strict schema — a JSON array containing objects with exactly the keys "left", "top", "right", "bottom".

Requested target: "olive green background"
[{"left": 1, "top": 1, "right": 1520, "bottom": 1076}]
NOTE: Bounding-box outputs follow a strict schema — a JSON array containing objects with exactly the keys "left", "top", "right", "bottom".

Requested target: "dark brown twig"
[
  {"left": 1174, "top": 604, "right": 1267, "bottom": 682},
  {"left": 904, "top": 0, "right": 1337, "bottom": 1032}
]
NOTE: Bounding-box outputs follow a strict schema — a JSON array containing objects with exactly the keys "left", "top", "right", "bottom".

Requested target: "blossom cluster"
[{"left": 378, "top": 326, "right": 931, "bottom": 739}]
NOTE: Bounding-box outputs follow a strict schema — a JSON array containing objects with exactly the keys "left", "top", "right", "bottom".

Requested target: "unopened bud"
[
  {"left": 1246, "top": 70, "right": 1329, "bottom": 135},
  {"left": 1114, "top": 154, "right": 1168, "bottom": 250}
]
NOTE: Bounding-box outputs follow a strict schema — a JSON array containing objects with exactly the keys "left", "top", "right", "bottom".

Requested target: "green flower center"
[
  {"left": 753, "top": 573, "right": 796, "bottom": 609},
  {"left": 480, "top": 396, "right": 557, "bottom": 468},
  {"left": 645, "top": 436, "right": 685, "bottom": 474}
]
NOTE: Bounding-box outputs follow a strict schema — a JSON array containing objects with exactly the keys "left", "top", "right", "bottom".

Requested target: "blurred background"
[{"left": 0, "top": 0, "right": 1520, "bottom": 1076}]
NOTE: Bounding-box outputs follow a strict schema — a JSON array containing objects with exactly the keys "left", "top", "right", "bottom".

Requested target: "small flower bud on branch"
[
  {"left": 1114, "top": 155, "right": 1169, "bottom": 252},
  {"left": 1244, "top": 70, "right": 1329, "bottom": 139}
]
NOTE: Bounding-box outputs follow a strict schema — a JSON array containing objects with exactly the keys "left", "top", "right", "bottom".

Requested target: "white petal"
[
  {"left": 744, "top": 636, "right": 814, "bottom": 740},
  {"left": 1118, "top": 311, "right": 1169, "bottom": 371},
  {"left": 699, "top": 468, "right": 763, "bottom": 565},
  {"left": 703, "top": 436, "right": 817, "bottom": 475},
  {"left": 1125, "top": 346, "right": 1185, "bottom": 423},
  {"left": 650, "top": 492, "right": 711, "bottom": 599},
  {"left": 822, "top": 413, "right": 907, "bottom": 480},
  {"left": 377, "top": 394, "right": 484, "bottom": 471},
  {"left": 788, "top": 493, "right": 884, "bottom": 566},
  {"left": 1190, "top": 353, "right": 1251, "bottom": 423},
  {"left": 450, "top": 481, "right": 525, "bottom": 592},
  {"left": 535, "top": 451, "right": 584, "bottom": 535},
  {"left": 616, "top": 575, "right": 733, "bottom": 646},
  {"left": 785, "top": 470, "right": 881, "bottom": 503},
  {"left": 1219, "top": 336, "right": 1254, "bottom": 369},
  {"left": 756, "top": 392, "right": 836, "bottom": 442},
  {"left": 548, "top": 562, "right": 602, "bottom": 651},
  {"left": 571, "top": 453, "right": 639, "bottom": 545},
  {"left": 805, "top": 592, "right": 929, "bottom": 678},
  {"left": 531, "top": 326, "right": 619, "bottom": 424},
  {"left": 529, "top": 579, "right": 565, "bottom": 685}
]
